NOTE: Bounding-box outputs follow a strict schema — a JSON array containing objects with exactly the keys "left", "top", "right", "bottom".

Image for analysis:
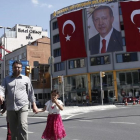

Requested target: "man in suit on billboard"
[{"left": 89, "top": 5, "right": 123, "bottom": 55}]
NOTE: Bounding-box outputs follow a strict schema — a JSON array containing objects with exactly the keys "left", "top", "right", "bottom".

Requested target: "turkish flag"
[
  {"left": 0, "top": 53, "right": 3, "bottom": 61},
  {"left": 0, "top": 46, "right": 11, "bottom": 53},
  {"left": 121, "top": 1, "right": 140, "bottom": 52},
  {"left": 57, "top": 10, "right": 87, "bottom": 61}
]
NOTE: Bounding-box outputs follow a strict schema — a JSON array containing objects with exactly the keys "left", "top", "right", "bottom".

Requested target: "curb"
[{"left": 28, "top": 105, "right": 116, "bottom": 117}]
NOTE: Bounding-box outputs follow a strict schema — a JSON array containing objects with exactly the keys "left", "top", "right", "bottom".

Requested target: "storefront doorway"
[{"left": 103, "top": 90, "right": 116, "bottom": 104}]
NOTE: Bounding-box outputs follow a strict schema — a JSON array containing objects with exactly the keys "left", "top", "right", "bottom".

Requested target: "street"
[{"left": 0, "top": 105, "right": 140, "bottom": 140}]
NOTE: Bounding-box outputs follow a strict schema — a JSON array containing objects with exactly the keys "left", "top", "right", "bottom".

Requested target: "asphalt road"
[{"left": 0, "top": 105, "right": 140, "bottom": 140}]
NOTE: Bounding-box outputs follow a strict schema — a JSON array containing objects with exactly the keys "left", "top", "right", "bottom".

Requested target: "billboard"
[{"left": 87, "top": 2, "right": 123, "bottom": 55}]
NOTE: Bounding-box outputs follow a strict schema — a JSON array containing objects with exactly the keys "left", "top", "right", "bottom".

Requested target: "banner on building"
[
  {"left": 121, "top": 1, "right": 140, "bottom": 52},
  {"left": 57, "top": 10, "right": 87, "bottom": 61},
  {"left": 87, "top": 2, "right": 123, "bottom": 55}
]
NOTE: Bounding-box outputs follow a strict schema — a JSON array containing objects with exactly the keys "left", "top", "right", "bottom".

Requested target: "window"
[
  {"left": 121, "top": 24, "right": 124, "bottom": 30},
  {"left": 126, "top": 72, "right": 132, "bottom": 84},
  {"left": 122, "top": 37, "right": 126, "bottom": 46},
  {"left": 119, "top": 7, "right": 122, "bottom": 15},
  {"left": 119, "top": 73, "right": 125, "bottom": 85},
  {"left": 116, "top": 54, "right": 123, "bottom": 63},
  {"left": 132, "top": 72, "right": 139, "bottom": 84},
  {"left": 91, "top": 55, "right": 110, "bottom": 66},
  {"left": 54, "top": 62, "right": 65, "bottom": 72},
  {"left": 19, "top": 54, "right": 22, "bottom": 60},
  {"left": 53, "top": 34, "right": 59, "bottom": 43},
  {"left": 116, "top": 53, "right": 138, "bottom": 63},
  {"left": 38, "top": 93, "right": 42, "bottom": 99},
  {"left": 14, "top": 56, "right": 17, "bottom": 60},
  {"left": 53, "top": 21, "right": 58, "bottom": 30},
  {"left": 54, "top": 48, "right": 61, "bottom": 57},
  {"left": 69, "top": 59, "right": 85, "bottom": 69},
  {"left": 6, "top": 60, "right": 8, "bottom": 65},
  {"left": 22, "top": 52, "right": 26, "bottom": 58}
]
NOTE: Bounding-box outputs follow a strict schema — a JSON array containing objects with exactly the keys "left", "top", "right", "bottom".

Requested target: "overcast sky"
[{"left": 0, "top": 0, "right": 86, "bottom": 37}]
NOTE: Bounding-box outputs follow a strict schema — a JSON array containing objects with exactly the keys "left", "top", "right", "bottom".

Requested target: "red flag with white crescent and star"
[
  {"left": 57, "top": 10, "right": 87, "bottom": 61},
  {"left": 121, "top": 1, "right": 140, "bottom": 52}
]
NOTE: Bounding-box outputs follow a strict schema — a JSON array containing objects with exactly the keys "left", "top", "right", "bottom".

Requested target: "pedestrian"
[
  {"left": 37, "top": 89, "right": 66, "bottom": 140},
  {"left": 0, "top": 102, "right": 11, "bottom": 140},
  {"left": 0, "top": 60, "right": 38, "bottom": 140},
  {"left": 86, "top": 95, "right": 90, "bottom": 106}
]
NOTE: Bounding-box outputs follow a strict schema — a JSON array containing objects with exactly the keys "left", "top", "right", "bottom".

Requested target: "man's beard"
[{"left": 13, "top": 71, "right": 20, "bottom": 76}]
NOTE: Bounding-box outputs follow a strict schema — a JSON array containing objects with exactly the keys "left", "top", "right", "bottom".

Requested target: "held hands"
[{"left": 32, "top": 102, "right": 39, "bottom": 114}]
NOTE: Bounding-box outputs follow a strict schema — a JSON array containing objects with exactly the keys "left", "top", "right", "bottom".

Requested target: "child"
[{"left": 38, "top": 90, "right": 66, "bottom": 140}]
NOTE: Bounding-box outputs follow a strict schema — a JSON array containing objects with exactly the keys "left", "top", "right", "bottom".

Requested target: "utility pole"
[
  {"left": 25, "top": 66, "right": 32, "bottom": 110},
  {"left": 100, "top": 71, "right": 105, "bottom": 105},
  {"left": 62, "top": 76, "right": 65, "bottom": 106},
  {"left": 58, "top": 76, "right": 65, "bottom": 106}
]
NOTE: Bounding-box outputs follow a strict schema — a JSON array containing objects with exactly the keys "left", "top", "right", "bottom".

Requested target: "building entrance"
[{"left": 103, "top": 90, "right": 116, "bottom": 104}]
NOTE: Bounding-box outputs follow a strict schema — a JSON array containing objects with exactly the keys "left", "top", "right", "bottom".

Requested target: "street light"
[{"left": 0, "top": 26, "right": 11, "bottom": 78}]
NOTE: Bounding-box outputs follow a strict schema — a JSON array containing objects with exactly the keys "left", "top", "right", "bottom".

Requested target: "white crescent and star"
[
  {"left": 131, "top": 9, "right": 140, "bottom": 32},
  {"left": 62, "top": 20, "right": 76, "bottom": 41}
]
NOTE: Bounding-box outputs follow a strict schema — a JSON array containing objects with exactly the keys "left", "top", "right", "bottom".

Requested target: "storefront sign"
[
  {"left": 53, "top": 0, "right": 113, "bottom": 17},
  {"left": 18, "top": 28, "right": 41, "bottom": 35},
  {"left": 18, "top": 25, "right": 42, "bottom": 40}
]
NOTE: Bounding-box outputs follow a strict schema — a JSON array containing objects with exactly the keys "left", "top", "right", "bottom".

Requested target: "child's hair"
[{"left": 51, "top": 89, "right": 59, "bottom": 95}]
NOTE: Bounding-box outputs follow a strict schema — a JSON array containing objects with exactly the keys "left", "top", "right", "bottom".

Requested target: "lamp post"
[{"left": 0, "top": 26, "right": 11, "bottom": 79}]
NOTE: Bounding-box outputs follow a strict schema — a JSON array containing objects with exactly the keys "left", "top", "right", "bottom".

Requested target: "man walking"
[{"left": 0, "top": 60, "right": 38, "bottom": 140}]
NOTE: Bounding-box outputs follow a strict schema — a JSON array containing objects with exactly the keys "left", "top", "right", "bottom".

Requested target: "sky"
[{"left": 0, "top": 0, "right": 87, "bottom": 38}]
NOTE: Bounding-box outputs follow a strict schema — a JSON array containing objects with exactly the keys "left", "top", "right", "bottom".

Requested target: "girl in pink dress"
[{"left": 38, "top": 90, "right": 66, "bottom": 140}]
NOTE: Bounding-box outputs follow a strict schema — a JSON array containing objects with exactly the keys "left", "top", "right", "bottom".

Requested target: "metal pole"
[
  {"left": 62, "top": 76, "right": 65, "bottom": 106},
  {"left": 3, "top": 27, "right": 5, "bottom": 78},
  {"left": 51, "top": 75, "right": 52, "bottom": 91},
  {"left": 29, "top": 73, "right": 32, "bottom": 110},
  {"left": 100, "top": 71, "right": 103, "bottom": 105}
]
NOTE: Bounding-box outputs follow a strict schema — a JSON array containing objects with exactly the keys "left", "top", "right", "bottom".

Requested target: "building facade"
[
  {"left": 50, "top": 0, "right": 140, "bottom": 105},
  {"left": 5, "top": 37, "right": 51, "bottom": 105},
  {"left": 0, "top": 24, "right": 48, "bottom": 81}
]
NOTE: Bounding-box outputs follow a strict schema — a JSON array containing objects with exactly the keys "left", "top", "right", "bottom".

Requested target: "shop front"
[
  {"left": 116, "top": 70, "right": 140, "bottom": 102},
  {"left": 90, "top": 72, "right": 116, "bottom": 104},
  {"left": 53, "top": 74, "right": 88, "bottom": 106}
]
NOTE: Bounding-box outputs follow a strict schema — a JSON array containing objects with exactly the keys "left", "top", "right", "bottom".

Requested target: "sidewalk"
[{"left": 28, "top": 105, "right": 117, "bottom": 117}]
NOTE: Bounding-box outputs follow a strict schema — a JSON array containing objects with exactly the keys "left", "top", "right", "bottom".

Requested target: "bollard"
[
  {"left": 125, "top": 98, "right": 128, "bottom": 106},
  {"left": 133, "top": 99, "right": 136, "bottom": 105}
]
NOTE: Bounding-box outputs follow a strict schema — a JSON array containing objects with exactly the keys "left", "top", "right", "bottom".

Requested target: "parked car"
[{"left": 123, "top": 96, "right": 139, "bottom": 103}]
